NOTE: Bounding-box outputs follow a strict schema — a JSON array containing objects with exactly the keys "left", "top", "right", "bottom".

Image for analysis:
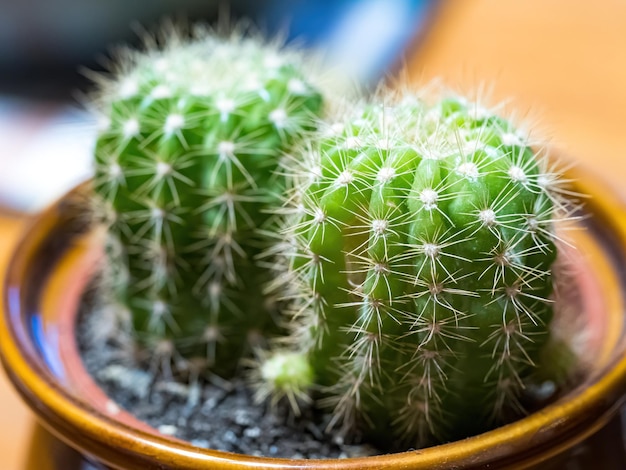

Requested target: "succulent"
[
  {"left": 91, "top": 30, "right": 324, "bottom": 377},
  {"left": 258, "top": 91, "right": 573, "bottom": 448}
]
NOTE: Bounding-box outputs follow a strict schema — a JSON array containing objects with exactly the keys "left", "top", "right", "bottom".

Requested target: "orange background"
[{"left": 1, "top": 1, "right": 626, "bottom": 468}]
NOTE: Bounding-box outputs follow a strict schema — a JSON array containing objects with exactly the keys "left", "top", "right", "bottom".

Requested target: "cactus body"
[
  {"left": 262, "top": 93, "right": 568, "bottom": 448},
  {"left": 93, "top": 32, "right": 323, "bottom": 376}
]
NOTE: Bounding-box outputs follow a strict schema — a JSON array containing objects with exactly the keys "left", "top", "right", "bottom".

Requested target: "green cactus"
[
  {"left": 91, "top": 30, "right": 324, "bottom": 377},
  {"left": 257, "top": 92, "right": 573, "bottom": 448}
]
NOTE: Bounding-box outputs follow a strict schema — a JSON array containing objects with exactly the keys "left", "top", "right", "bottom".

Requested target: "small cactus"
[
  {"left": 91, "top": 29, "right": 324, "bottom": 376},
  {"left": 257, "top": 91, "right": 574, "bottom": 448}
]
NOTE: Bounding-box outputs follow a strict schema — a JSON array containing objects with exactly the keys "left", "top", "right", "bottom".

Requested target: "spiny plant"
[
  {"left": 256, "top": 90, "right": 578, "bottom": 449},
  {"left": 91, "top": 27, "right": 325, "bottom": 377}
]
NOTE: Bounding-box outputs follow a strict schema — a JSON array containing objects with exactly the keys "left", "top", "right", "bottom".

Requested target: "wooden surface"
[
  {"left": 1, "top": 1, "right": 626, "bottom": 468},
  {"left": 0, "top": 213, "right": 31, "bottom": 470}
]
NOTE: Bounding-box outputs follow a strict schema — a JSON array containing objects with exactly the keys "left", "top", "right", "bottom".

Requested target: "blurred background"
[
  {"left": 2, "top": 1, "right": 626, "bottom": 212},
  {"left": 0, "top": 0, "right": 440, "bottom": 212}
]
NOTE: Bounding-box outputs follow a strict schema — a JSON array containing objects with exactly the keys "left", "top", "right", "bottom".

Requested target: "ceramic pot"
[{"left": 2, "top": 164, "right": 626, "bottom": 470}]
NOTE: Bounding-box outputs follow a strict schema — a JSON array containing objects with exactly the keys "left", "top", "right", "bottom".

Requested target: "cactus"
[
  {"left": 257, "top": 91, "right": 573, "bottom": 449},
  {"left": 91, "top": 30, "right": 324, "bottom": 377}
]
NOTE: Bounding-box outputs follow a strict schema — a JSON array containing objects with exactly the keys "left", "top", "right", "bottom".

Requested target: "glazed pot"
[{"left": 2, "top": 163, "right": 626, "bottom": 470}]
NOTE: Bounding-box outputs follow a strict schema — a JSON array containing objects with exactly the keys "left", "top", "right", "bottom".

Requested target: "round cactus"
[
  {"left": 91, "top": 30, "right": 324, "bottom": 377},
  {"left": 258, "top": 91, "right": 574, "bottom": 448}
]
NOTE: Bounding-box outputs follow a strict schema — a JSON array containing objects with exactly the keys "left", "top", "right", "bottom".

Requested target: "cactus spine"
[
  {"left": 92, "top": 31, "right": 323, "bottom": 376},
  {"left": 259, "top": 92, "right": 571, "bottom": 448}
]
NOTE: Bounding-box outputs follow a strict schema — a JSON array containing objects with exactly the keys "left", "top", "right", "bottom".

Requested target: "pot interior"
[{"left": 4, "top": 175, "right": 626, "bottom": 469}]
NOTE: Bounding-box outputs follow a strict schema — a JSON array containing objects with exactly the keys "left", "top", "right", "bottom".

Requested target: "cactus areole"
[
  {"left": 92, "top": 33, "right": 323, "bottom": 377},
  {"left": 261, "top": 94, "right": 571, "bottom": 449}
]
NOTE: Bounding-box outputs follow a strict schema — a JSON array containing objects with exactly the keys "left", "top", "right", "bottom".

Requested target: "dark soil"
[{"left": 76, "top": 302, "right": 380, "bottom": 459}]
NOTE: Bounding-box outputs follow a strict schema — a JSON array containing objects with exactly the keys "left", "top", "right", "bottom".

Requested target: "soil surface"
[{"left": 76, "top": 302, "right": 380, "bottom": 459}]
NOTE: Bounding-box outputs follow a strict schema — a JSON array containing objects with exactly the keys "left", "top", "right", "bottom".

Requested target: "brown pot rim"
[{"left": 2, "top": 162, "right": 626, "bottom": 469}]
